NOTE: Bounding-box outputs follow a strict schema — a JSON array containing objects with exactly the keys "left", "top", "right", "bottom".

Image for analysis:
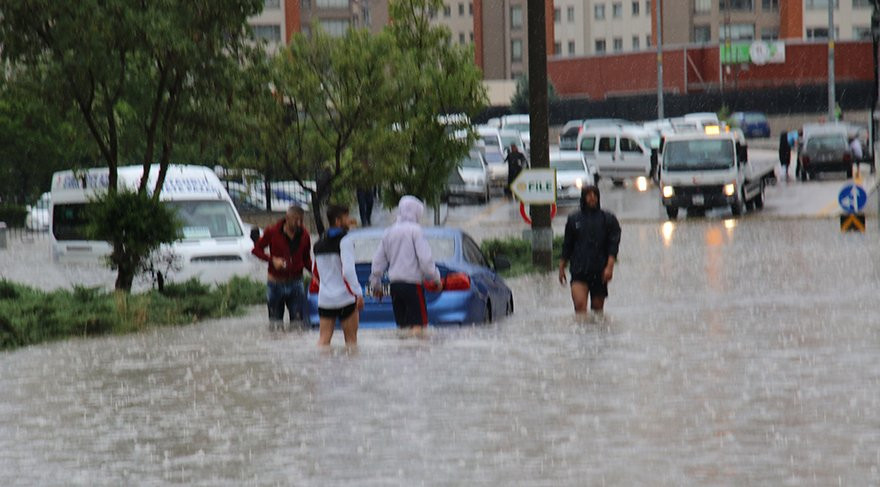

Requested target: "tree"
[
  {"left": 0, "top": 0, "right": 263, "bottom": 291},
  {"left": 510, "top": 74, "right": 558, "bottom": 114}
]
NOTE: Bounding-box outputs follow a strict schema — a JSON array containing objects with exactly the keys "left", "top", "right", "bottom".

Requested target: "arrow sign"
[
  {"left": 838, "top": 183, "right": 867, "bottom": 214},
  {"left": 510, "top": 169, "right": 557, "bottom": 204}
]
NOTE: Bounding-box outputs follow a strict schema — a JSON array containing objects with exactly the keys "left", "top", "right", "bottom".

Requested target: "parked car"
[
  {"left": 306, "top": 227, "right": 514, "bottom": 328},
  {"left": 577, "top": 126, "right": 653, "bottom": 184},
  {"left": 483, "top": 148, "right": 508, "bottom": 189},
  {"left": 558, "top": 118, "right": 634, "bottom": 150},
  {"left": 731, "top": 112, "right": 771, "bottom": 138},
  {"left": 550, "top": 151, "right": 595, "bottom": 201},
  {"left": 797, "top": 124, "right": 853, "bottom": 180},
  {"left": 498, "top": 128, "right": 527, "bottom": 155},
  {"left": 477, "top": 125, "right": 504, "bottom": 153},
  {"left": 445, "top": 151, "right": 491, "bottom": 204},
  {"left": 25, "top": 192, "right": 51, "bottom": 231},
  {"left": 500, "top": 114, "right": 530, "bottom": 152}
]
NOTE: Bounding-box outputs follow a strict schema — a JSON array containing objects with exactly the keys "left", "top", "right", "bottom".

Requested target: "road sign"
[
  {"left": 510, "top": 169, "right": 556, "bottom": 204},
  {"left": 519, "top": 201, "right": 557, "bottom": 224},
  {"left": 838, "top": 183, "right": 867, "bottom": 214},
  {"left": 840, "top": 213, "right": 866, "bottom": 233}
]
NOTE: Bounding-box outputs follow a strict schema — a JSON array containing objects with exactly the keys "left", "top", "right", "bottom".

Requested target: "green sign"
[{"left": 720, "top": 41, "right": 785, "bottom": 65}]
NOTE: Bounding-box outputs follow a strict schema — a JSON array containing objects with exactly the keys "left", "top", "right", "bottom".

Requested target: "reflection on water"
[{"left": 1, "top": 219, "right": 880, "bottom": 485}]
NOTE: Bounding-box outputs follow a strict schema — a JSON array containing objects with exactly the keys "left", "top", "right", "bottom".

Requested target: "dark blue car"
[
  {"left": 731, "top": 112, "right": 771, "bottom": 139},
  {"left": 307, "top": 227, "right": 513, "bottom": 328}
]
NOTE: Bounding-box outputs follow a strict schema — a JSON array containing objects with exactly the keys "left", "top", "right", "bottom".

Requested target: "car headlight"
[
  {"left": 662, "top": 185, "right": 674, "bottom": 198},
  {"left": 723, "top": 183, "right": 736, "bottom": 196},
  {"left": 575, "top": 177, "right": 583, "bottom": 189}
]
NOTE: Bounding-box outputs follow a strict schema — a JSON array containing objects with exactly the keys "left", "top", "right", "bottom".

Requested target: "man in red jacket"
[{"left": 252, "top": 206, "right": 312, "bottom": 330}]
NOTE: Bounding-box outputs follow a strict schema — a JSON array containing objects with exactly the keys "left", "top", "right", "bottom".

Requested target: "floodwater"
[{"left": 1, "top": 218, "right": 880, "bottom": 485}]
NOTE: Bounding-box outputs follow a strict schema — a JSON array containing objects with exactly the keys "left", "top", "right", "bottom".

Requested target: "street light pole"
[
  {"left": 828, "top": 0, "right": 836, "bottom": 121},
  {"left": 656, "top": 0, "right": 664, "bottom": 119},
  {"left": 527, "top": 0, "right": 551, "bottom": 269}
]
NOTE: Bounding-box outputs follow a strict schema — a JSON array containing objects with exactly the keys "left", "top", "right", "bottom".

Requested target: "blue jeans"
[{"left": 266, "top": 280, "right": 305, "bottom": 323}]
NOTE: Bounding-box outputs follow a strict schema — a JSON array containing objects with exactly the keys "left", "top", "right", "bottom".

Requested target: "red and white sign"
[{"left": 519, "top": 201, "right": 557, "bottom": 224}]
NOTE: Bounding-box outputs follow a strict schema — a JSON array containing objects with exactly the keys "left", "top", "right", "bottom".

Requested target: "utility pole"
[
  {"left": 828, "top": 0, "right": 836, "bottom": 121},
  {"left": 871, "top": 1, "right": 879, "bottom": 177},
  {"left": 656, "top": 0, "right": 664, "bottom": 119},
  {"left": 527, "top": 0, "right": 551, "bottom": 269}
]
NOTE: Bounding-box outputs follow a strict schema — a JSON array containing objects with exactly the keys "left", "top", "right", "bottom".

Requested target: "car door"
[
  {"left": 461, "top": 234, "right": 501, "bottom": 319},
  {"left": 595, "top": 134, "right": 618, "bottom": 179},
  {"left": 618, "top": 135, "right": 650, "bottom": 177}
]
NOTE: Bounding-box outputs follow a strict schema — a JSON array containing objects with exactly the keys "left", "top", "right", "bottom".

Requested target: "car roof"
[
  {"left": 550, "top": 150, "right": 585, "bottom": 158},
  {"left": 662, "top": 132, "right": 737, "bottom": 142}
]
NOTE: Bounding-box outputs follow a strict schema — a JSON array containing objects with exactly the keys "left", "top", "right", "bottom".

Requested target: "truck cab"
[{"left": 659, "top": 127, "right": 770, "bottom": 219}]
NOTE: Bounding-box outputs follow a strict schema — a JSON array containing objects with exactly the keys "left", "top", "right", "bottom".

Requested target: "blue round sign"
[{"left": 838, "top": 183, "right": 867, "bottom": 214}]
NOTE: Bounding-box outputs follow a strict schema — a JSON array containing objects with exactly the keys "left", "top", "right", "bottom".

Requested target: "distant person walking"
[
  {"left": 356, "top": 185, "right": 375, "bottom": 226},
  {"left": 778, "top": 131, "right": 791, "bottom": 180},
  {"left": 558, "top": 185, "right": 621, "bottom": 317},
  {"left": 313, "top": 205, "right": 363, "bottom": 346},
  {"left": 252, "top": 205, "right": 312, "bottom": 331},
  {"left": 504, "top": 144, "right": 527, "bottom": 197},
  {"left": 369, "top": 195, "right": 442, "bottom": 334}
]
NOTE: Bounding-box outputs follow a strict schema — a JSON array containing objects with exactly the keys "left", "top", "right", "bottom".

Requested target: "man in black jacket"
[{"left": 558, "top": 185, "right": 622, "bottom": 315}]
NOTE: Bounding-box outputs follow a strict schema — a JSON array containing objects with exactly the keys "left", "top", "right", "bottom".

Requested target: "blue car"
[
  {"left": 731, "top": 112, "right": 771, "bottom": 139},
  {"left": 307, "top": 227, "right": 513, "bottom": 328}
]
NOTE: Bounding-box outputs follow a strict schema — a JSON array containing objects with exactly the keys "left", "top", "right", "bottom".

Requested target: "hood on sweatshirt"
[
  {"left": 580, "top": 185, "right": 601, "bottom": 212},
  {"left": 396, "top": 195, "right": 424, "bottom": 223}
]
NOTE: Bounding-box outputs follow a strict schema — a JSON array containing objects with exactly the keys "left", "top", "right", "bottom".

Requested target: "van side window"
[
  {"left": 598, "top": 137, "right": 616, "bottom": 152},
  {"left": 620, "top": 137, "right": 643, "bottom": 153},
  {"left": 579, "top": 136, "right": 596, "bottom": 151}
]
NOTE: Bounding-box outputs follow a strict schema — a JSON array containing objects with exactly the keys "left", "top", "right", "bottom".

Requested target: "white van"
[
  {"left": 576, "top": 126, "right": 653, "bottom": 184},
  {"left": 50, "top": 164, "right": 259, "bottom": 284}
]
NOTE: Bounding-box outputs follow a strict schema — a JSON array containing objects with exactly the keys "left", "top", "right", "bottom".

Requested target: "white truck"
[{"left": 659, "top": 130, "right": 775, "bottom": 219}]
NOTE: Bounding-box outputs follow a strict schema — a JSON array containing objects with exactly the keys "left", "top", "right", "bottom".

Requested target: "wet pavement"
[{"left": 2, "top": 217, "right": 879, "bottom": 485}]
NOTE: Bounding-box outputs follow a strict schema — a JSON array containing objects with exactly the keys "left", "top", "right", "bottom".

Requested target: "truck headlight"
[
  {"left": 575, "top": 177, "right": 583, "bottom": 189},
  {"left": 662, "top": 185, "right": 674, "bottom": 198},
  {"left": 723, "top": 183, "right": 736, "bottom": 196}
]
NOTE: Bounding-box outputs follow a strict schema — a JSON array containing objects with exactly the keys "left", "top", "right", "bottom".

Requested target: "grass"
[
  {"left": 481, "top": 235, "right": 565, "bottom": 278},
  {"left": 0, "top": 276, "right": 265, "bottom": 351}
]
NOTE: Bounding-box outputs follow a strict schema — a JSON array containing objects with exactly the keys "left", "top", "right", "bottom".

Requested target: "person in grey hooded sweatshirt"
[
  {"left": 369, "top": 195, "right": 442, "bottom": 331},
  {"left": 558, "top": 185, "right": 621, "bottom": 316}
]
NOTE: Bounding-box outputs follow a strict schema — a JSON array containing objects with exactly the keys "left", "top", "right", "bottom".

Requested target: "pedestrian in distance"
[
  {"left": 313, "top": 204, "right": 363, "bottom": 346},
  {"left": 356, "top": 185, "right": 375, "bottom": 226},
  {"left": 504, "top": 144, "right": 527, "bottom": 197},
  {"left": 778, "top": 131, "right": 791, "bottom": 181},
  {"left": 558, "top": 185, "right": 622, "bottom": 318},
  {"left": 252, "top": 205, "right": 312, "bottom": 331},
  {"left": 369, "top": 195, "right": 442, "bottom": 336}
]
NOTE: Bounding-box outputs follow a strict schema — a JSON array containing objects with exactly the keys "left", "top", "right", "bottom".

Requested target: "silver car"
[
  {"left": 445, "top": 151, "right": 491, "bottom": 204},
  {"left": 550, "top": 151, "right": 595, "bottom": 202}
]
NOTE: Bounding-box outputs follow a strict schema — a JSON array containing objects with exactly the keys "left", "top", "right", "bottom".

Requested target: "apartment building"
[
  {"left": 248, "top": 0, "right": 290, "bottom": 50},
  {"left": 553, "top": 0, "right": 653, "bottom": 57}
]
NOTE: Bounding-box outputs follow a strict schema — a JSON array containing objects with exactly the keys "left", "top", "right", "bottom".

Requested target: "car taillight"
[
  {"left": 308, "top": 279, "right": 319, "bottom": 293},
  {"left": 443, "top": 272, "right": 470, "bottom": 291},
  {"left": 801, "top": 156, "right": 810, "bottom": 166}
]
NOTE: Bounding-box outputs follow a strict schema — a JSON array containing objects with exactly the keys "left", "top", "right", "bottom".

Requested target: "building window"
[
  {"left": 761, "top": 27, "right": 778, "bottom": 40},
  {"left": 719, "top": 23, "right": 755, "bottom": 41},
  {"left": 319, "top": 19, "right": 349, "bottom": 36},
  {"left": 805, "top": 0, "right": 837, "bottom": 8},
  {"left": 470, "top": 31, "right": 474, "bottom": 42},
  {"left": 554, "top": 7, "right": 561, "bottom": 22},
  {"left": 264, "top": 0, "right": 281, "bottom": 9},
  {"left": 719, "top": 0, "right": 753, "bottom": 10},
  {"left": 301, "top": 0, "right": 310, "bottom": 10},
  {"left": 612, "top": 2, "right": 623, "bottom": 17},
  {"left": 459, "top": 32, "right": 465, "bottom": 44},
  {"left": 693, "top": 25, "right": 711, "bottom": 43},
  {"left": 511, "top": 39, "right": 523, "bottom": 62},
  {"left": 646, "top": 0, "right": 651, "bottom": 14},
  {"left": 632, "top": 1, "right": 640, "bottom": 16},
  {"left": 694, "top": 0, "right": 711, "bottom": 13},
  {"left": 252, "top": 24, "right": 281, "bottom": 42},
  {"left": 854, "top": 26, "right": 871, "bottom": 39},
  {"left": 568, "top": 40, "right": 576, "bottom": 54},
  {"left": 595, "top": 4, "right": 605, "bottom": 20},
  {"left": 458, "top": 2, "right": 464, "bottom": 15},
  {"left": 806, "top": 26, "right": 838, "bottom": 39},
  {"left": 854, "top": 0, "right": 871, "bottom": 7},
  {"left": 554, "top": 41, "right": 562, "bottom": 54},
  {"left": 613, "top": 37, "right": 623, "bottom": 51},
  {"left": 444, "top": 5, "right": 451, "bottom": 16},
  {"left": 761, "top": 0, "right": 778, "bottom": 10},
  {"left": 632, "top": 35, "right": 640, "bottom": 49},
  {"left": 567, "top": 6, "right": 575, "bottom": 22},
  {"left": 595, "top": 39, "right": 606, "bottom": 53},
  {"left": 316, "top": 0, "right": 348, "bottom": 6},
  {"left": 646, "top": 34, "right": 651, "bottom": 47},
  {"left": 511, "top": 5, "right": 523, "bottom": 28},
  {"left": 469, "top": 2, "right": 473, "bottom": 15}
]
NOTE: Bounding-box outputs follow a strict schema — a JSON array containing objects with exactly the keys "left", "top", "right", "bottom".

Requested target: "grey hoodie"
[{"left": 369, "top": 195, "right": 441, "bottom": 287}]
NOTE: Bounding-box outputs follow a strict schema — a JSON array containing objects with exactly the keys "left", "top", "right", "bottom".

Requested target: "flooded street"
[{"left": 2, "top": 217, "right": 880, "bottom": 485}]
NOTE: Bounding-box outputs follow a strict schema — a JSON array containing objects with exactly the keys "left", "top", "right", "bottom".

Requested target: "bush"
[
  {"left": 0, "top": 204, "right": 27, "bottom": 227},
  {"left": 481, "top": 235, "right": 565, "bottom": 278}
]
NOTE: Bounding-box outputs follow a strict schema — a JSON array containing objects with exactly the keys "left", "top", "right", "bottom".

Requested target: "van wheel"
[
  {"left": 665, "top": 206, "right": 678, "bottom": 219},
  {"left": 730, "top": 193, "right": 745, "bottom": 216}
]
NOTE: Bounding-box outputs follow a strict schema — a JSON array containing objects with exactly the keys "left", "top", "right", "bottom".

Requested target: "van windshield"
[
  {"left": 52, "top": 200, "right": 243, "bottom": 241},
  {"left": 663, "top": 139, "right": 735, "bottom": 171}
]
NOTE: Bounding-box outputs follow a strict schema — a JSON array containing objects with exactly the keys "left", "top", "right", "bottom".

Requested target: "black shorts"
[
  {"left": 570, "top": 272, "right": 608, "bottom": 298},
  {"left": 390, "top": 282, "right": 428, "bottom": 328},
  {"left": 318, "top": 302, "right": 357, "bottom": 320}
]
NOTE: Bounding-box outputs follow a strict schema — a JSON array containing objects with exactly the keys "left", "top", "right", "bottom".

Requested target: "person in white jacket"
[
  {"left": 313, "top": 205, "right": 363, "bottom": 346},
  {"left": 370, "top": 195, "right": 442, "bottom": 331}
]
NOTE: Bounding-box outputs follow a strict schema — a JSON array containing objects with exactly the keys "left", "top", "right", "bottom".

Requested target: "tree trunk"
[{"left": 114, "top": 260, "right": 137, "bottom": 292}]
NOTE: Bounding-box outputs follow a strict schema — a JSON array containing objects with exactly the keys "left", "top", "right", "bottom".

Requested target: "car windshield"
[
  {"left": 479, "top": 136, "right": 500, "bottom": 150},
  {"left": 744, "top": 113, "right": 767, "bottom": 124},
  {"left": 505, "top": 123, "right": 529, "bottom": 133},
  {"left": 663, "top": 139, "right": 735, "bottom": 171},
  {"left": 551, "top": 157, "right": 585, "bottom": 171},
  {"left": 459, "top": 154, "right": 483, "bottom": 169},
  {"left": 484, "top": 151, "right": 504, "bottom": 164},
  {"left": 349, "top": 236, "right": 456, "bottom": 264},
  {"left": 163, "top": 200, "right": 244, "bottom": 239},
  {"left": 806, "top": 135, "right": 847, "bottom": 152},
  {"left": 499, "top": 135, "right": 521, "bottom": 150}
]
